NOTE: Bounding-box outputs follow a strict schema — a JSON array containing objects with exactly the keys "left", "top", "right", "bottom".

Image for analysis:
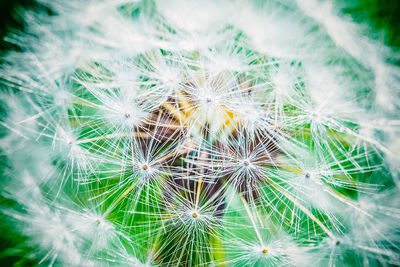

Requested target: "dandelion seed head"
[{"left": 1, "top": 0, "right": 400, "bottom": 266}]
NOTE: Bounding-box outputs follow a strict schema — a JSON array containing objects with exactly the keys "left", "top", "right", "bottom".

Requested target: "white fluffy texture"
[{"left": 1, "top": 0, "right": 399, "bottom": 266}]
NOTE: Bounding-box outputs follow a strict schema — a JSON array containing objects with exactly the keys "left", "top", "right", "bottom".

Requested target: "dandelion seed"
[{"left": 1, "top": 0, "right": 399, "bottom": 266}]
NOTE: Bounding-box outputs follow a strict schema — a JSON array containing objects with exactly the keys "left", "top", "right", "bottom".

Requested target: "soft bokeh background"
[{"left": 0, "top": 0, "right": 399, "bottom": 265}]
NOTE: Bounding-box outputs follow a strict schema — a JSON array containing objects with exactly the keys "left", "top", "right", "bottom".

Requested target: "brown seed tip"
[
  {"left": 95, "top": 219, "right": 101, "bottom": 225},
  {"left": 141, "top": 164, "right": 148, "bottom": 171},
  {"left": 243, "top": 160, "right": 250, "bottom": 166},
  {"left": 192, "top": 212, "right": 198, "bottom": 218},
  {"left": 262, "top": 249, "right": 268, "bottom": 254},
  {"left": 125, "top": 113, "right": 131, "bottom": 118}
]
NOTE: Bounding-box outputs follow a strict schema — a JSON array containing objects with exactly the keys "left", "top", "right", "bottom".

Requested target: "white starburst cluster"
[{"left": 1, "top": 0, "right": 399, "bottom": 266}]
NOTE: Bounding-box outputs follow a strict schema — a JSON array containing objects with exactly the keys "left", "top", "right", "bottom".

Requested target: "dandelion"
[{"left": 1, "top": 0, "right": 400, "bottom": 266}]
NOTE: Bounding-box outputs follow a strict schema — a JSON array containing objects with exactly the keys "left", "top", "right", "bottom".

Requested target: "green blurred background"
[{"left": 0, "top": 0, "right": 399, "bottom": 266}]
